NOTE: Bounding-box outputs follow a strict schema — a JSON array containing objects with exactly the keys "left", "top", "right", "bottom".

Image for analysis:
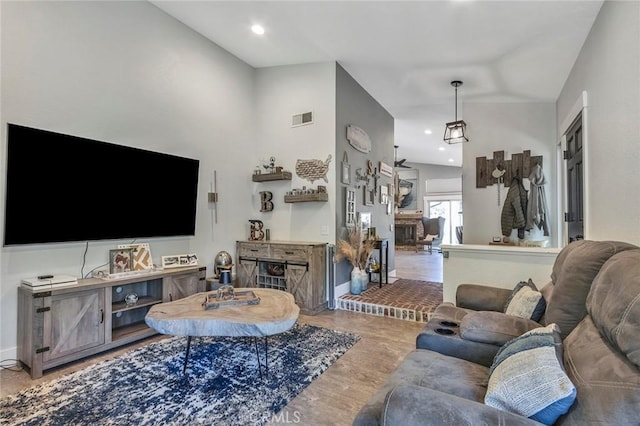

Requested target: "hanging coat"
[
  {"left": 501, "top": 177, "right": 528, "bottom": 239},
  {"left": 526, "top": 163, "right": 550, "bottom": 236}
]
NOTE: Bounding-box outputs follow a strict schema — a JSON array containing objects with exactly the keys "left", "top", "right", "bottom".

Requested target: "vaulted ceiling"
[{"left": 151, "top": 0, "right": 604, "bottom": 167}]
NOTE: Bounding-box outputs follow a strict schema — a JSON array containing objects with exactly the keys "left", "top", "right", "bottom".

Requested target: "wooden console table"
[{"left": 236, "top": 240, "right": 327, "bottom": 315}]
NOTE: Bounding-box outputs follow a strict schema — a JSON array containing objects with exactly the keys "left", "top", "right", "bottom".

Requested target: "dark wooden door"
[{"left": 565, "top": 113, "right": 584, "bottom": 242}]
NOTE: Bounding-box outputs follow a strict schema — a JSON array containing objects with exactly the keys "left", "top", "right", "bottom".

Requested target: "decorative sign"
[
  {"left": 260, "top": 191, "right": 274, "bottom": 212},
  {"left": 379, "top": 161, "right": 393, "bottom": 177},
  {"left": 249, "top": 219, "right": 265, "bottom": 240},
  {"left": 296, "top": 154, "right": 332, "bottom": 183},
  {"left": 161, "top": 253, "right": 199, "bottom": 269},
  {"left": 346, "top": 125, "right": 371, "bottom": 153}
]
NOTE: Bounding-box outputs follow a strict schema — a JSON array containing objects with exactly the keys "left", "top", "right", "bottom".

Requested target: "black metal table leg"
[
  {"left": 183, "top": 336, "right": 192, "bottom": 374},
  {"left": 264, "top": 337, "right": 269, "bottom": 378},
  {"left": 253, "top": 337, "right": 263, "bottom": 378}
]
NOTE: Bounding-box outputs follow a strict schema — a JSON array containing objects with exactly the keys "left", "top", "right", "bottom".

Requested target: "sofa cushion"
[
  {"left": 562, "top": 315, "right": 640, "bottom": 425},
  {"left": 504, "top": 279, "right": 546, "bottom": 322},
  {"left": 460, "top": 311, "right": 541, "bottom": 346},
  {"left": 586, "top": 249, "right": 640, "bottom": 368},
  {"left": 353, "top": 349, "right": 489, "bottom": 425},
  {"left": 546, "top": 240, "right": 638, "bottom": 339},
  {"left": 485, "top": 324, "right": 576, "bottom": 425}
]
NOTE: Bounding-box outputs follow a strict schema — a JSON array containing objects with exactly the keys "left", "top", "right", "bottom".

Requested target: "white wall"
[
  {"left": 556, "top": 1, "right": 640, "bottom": 245},
  {"left": 253, "top": 63, "right": 336, "bottom": 243},
  {"left": 462, "top": 103, "right": 557, "bottom": 245},
  {"left": 0, "top": 1, "right": 255, "bottom": 359},
  {"left": 403, "top": 162, "right": 462, "bottom": 212}
]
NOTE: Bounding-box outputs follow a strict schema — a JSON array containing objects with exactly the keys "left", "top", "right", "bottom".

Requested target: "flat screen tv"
[{"left": 4, "top": 123, "right": 200, "bottom": 246}]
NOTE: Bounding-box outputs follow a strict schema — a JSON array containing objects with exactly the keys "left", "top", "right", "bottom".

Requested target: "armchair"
[{"left": 415, "top": 216, "right": 445, "bottom": 253}]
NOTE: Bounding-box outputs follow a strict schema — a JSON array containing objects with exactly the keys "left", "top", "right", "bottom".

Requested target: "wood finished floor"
[{"left": 0, "top": 250, "right": 441, "bottom": 425}]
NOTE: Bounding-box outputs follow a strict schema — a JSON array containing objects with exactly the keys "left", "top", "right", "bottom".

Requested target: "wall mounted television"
[{"left": 4, "top": 123, "right": 200, "bottom": 246}]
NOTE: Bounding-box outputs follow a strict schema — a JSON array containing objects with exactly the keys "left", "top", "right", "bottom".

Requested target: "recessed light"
[
  {"left": 424, "top": 129, "right": 432, "bottom": 135},
  {"left": 438, "top": 147, "right": 445, "bottom": 151},
  {"left": 251, "top": 24, "right": 265, "bottom": 35},
  {"left": 448, "top": 158, "right": 454, "bottom": 162}
]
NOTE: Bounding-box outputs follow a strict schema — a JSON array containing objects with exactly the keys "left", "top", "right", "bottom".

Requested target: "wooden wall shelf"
[
  {"left": 284, "top": 193, "right": 328, "bottom": 203},
  {"left": 252, "top": 171, "right": 292, "bottom": 182}
]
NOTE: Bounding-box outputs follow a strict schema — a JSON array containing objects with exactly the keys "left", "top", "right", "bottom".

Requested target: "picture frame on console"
[
  {"left": 162, "top": 253, "right": 199, "bottom": 269},
  {"left": 109, "top": 248, "right": 133, "bottom": 274}
]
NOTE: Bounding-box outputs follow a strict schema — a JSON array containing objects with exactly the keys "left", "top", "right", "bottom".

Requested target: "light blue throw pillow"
[{"left": 485, "top": 324, "right": 576, "bottom": 425}]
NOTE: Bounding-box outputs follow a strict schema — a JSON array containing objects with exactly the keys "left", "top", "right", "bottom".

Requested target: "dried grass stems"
[{"left": 336, "top": 227, "right": 376, "bottom": 270}]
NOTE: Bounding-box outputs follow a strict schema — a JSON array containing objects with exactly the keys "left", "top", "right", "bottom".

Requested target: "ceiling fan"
[{"left": 394, "top": 145, "right": 410, "bottom": 168}]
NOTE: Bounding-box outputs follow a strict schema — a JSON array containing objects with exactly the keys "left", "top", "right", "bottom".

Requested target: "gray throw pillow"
[{"left": 504, "top": 279, "right": 546, "bottom": 322}]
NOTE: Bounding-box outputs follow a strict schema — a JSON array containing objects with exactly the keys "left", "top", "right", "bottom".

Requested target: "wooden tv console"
[{"left": 17, "top": 265, "right": 206, "bottom": 379}]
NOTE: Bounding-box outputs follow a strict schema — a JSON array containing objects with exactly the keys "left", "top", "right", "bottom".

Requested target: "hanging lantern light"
[{"left": 443, "top": 80, "right": 469, "bottom": 144}]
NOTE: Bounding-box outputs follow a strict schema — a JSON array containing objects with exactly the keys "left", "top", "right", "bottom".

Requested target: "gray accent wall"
[{"left": 335, "top": 64, "right": 394, "bottom": 286}]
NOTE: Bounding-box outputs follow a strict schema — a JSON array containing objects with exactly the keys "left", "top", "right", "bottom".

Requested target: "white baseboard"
[{"left": 0, "top": 346, "right": 18, "bottom": 366}]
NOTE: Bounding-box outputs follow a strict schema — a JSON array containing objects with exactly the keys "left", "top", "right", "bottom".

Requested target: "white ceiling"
[{"left": 151, "top": 0, "right": 603, "bottom": 167}]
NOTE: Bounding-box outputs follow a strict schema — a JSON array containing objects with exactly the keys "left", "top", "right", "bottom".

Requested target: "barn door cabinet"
[
  {"left": 18, "top": 265, "right": 205, "bottom": 379},
  {"left": 236, "top": 240, "right": 327, "bottom": 315}
]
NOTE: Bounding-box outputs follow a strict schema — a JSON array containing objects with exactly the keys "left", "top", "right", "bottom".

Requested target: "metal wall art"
[
  {"left": 249, "top": 219, "right": 265, "bottom": 240},
  {"left": 260, "top": 191, "right": 274, "bottom": 212}
]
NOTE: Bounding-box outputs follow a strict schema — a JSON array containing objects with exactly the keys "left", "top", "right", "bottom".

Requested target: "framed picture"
[
  {"left": 161, "top": 255, "right": 180, "bottom": 269},
  {"left": 358, "top": 212, "right": 372, "bottom": 232},
  {"left": 397, "top": 170, "right": 418, "bottom": 210},
  {"left": 346, "top": 188, "right": 356, "bottom": 229},
  {"left": 380, "top": 185, "right": 389, "bottom": 204},
  {"left": 162, "top": 253, "right": 199, "bottom": 269},
  {"left": 118, "top": 243, "right": 153, "bottom": 270},
  {"left": 109, "top": 248, "right": 133, "bottom": 274},
  {"left": 363, "top": 186, "right": 374, "bottom": 206},
  {"left": 179, "top": 253, "right": 199, "bottom": 266}
]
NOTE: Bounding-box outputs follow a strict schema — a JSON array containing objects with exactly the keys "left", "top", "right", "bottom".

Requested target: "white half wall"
[{"left": 441, "top": 244, "right": 561, "bottom": 304}]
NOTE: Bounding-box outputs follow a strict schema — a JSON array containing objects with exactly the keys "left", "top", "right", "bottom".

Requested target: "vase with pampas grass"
[{"left": 336, "top": 226, "right": 375, "bottom": 294}]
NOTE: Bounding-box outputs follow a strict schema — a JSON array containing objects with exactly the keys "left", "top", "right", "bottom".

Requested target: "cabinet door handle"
[
  {"left": 285, "top": 251, "right": 294, "bottom": 255},
  {"left": 100, "top": 308, "right": 104, "bottom": 324},
  {"left": 169, "top": 293, "right": 173, "bottom": 302}
]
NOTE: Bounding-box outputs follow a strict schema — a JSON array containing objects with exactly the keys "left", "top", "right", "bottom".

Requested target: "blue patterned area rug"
[{"left": 0, "top": 324, "right": 360, "bottom": 426}]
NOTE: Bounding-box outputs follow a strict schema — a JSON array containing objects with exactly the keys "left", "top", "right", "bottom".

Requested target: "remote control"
[{"left": 37, "top": 274, "right": 54, "bottom": 280}]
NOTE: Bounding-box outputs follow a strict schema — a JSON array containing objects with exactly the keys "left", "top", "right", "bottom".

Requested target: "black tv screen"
[{"left": 4, "top": 124, "right": 200, "bottom": 245}]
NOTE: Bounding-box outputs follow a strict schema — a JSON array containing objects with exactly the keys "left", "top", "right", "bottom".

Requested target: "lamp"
[{"left": 443, "top": 80, "right": 469, "bottom": 144}]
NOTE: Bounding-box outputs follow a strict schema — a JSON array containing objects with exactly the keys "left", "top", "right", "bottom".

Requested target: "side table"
[{"left": 368, "top": 239, "right": 389, "bottom": 288}]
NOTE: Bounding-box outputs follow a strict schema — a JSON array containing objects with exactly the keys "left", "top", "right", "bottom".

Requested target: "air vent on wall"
[{"left": 292, "top": 111, "right": 314, "bottom": 127}]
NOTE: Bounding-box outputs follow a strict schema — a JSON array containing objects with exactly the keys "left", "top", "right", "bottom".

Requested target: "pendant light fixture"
[{"left": 443, "top": 80, "right": 469, "bottom": 144}]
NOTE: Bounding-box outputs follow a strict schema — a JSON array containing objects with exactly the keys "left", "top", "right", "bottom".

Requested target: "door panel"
[
  {"left": 44, "top": 289, "right": 105, "bottom": 362},
  {"left": 565, "top": 113, "right": 584, "bottom": 242}
]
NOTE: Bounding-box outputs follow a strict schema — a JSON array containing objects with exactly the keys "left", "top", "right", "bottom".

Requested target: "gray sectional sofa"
[{"left": 354, "top": 240, "right": 640, "bottom": 425}]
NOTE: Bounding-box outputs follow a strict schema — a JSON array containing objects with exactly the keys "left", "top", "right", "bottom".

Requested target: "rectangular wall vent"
[{"left": 292, "top": 111, "right": 314, "bottom": 127}]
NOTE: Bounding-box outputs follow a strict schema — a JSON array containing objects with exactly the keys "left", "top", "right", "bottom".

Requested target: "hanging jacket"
[
  {"left": 526, "top": 163, "right": 550, "bottom": 236},
  {"left": 501, "top": 177, "right": 528, "bottom": 239}
]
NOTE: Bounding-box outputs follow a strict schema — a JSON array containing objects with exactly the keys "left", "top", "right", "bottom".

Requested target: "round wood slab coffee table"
[{"left": 145, "top": 287, "right": 300, "bottom": 376}]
